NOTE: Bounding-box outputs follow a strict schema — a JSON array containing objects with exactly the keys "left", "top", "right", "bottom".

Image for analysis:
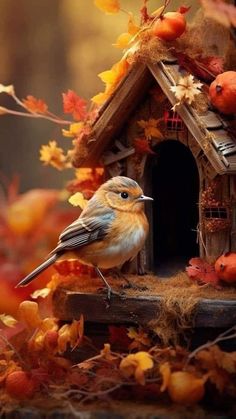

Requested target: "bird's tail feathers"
[{"left": 16, "top": 254, "right": 58, "bottom": 287}]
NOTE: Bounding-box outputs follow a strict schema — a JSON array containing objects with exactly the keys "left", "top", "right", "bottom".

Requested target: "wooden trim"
[
  {"left": 52, "top": 289, "right": 236, "bottom": 328},
  {"left": 80, "top": 63, "right": 153, "bottom": 166}
]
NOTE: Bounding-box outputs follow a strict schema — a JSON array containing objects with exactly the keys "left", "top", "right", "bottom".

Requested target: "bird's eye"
[{"left": 120, "top": 192, "right": 129, "bottom": 199}]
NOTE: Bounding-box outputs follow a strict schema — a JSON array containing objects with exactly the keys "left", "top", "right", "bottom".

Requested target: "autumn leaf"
[
  {"left": 40, "top": 140, "right": 67, "bottom": 171},
  {"left": 0, "top": 314, "right": 18, "bottom": 328},
  {"left": 23, "top": 95, "right": 48, "bottom": 114},
  {"left": 62, "top": 122, "right": 84, "bottom": 138},
  {"left": 57, "top": 317, "right": 84, "bottom": 353},
  {"left": 31, "top": 288, "right": 51, "bottom": 299},
  {"left": 94, "top": 0, "right": 120, "bottom": 14},
  {"left": 174, "top": 52, "right": 224, "bottom": 81},
  {"left": 133, "top": 137, "right": 156, "bottom": 155},
  {"left": 160, "top": 362, "right": 171, "bottom": 392},
  {"left": 0, "top": 84, "right": 15, "bottom": 95},
  {"left": 200, "top": 0, "right": 236, "bottom": 28},
  {"left": 138, "top": 118, "right": 163, "bottom": 140},
  {"left": 100, "top": 343, "right": 118, "bottom": 361},
  {"left": 113, "top": 32, "right": 133, "bottom": 49},
  {"left": 186, "top": 257, "right": 220, "bottom": 287},
  {"left": 170, "top": 75, "right": 203, "bottom": 109},
  {"left": 18, "top": 301, "right": 42, "bottom": 329},
  {"left": 62, "top": 90, "right": 87, "bottom": 121},
  {"left": 120, "top": 351, "right": 153, "bottom": 385},
  {"left": 68, "top": 192, "right": 88, "bottom": 209},
  {"left": 128, "top": 327, "right": 151, "bottom": 350}
]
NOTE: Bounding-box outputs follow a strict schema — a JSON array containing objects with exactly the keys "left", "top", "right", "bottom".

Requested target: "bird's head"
[{"left": 97, "top": 176, "right": 153, "bottom": 213}]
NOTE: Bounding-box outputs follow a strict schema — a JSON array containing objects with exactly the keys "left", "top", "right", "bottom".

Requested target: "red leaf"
[
  {"left": 186, "top": 257, "right": 220, "bottom": 287},
  {"left": 133, "top": 137, "right": 156, "bottom": 155},
  {"left": 174, "top": 51, "right": 224, "bottom": 81},
  {"left": 62, "top": 90, "right": 87, "bottom": 121},
  {"left": 23, "top": 95, "right": 48, "bottom": 114},
  {"left": 177, "top": 5, "right": 191, "bottom": 14}
]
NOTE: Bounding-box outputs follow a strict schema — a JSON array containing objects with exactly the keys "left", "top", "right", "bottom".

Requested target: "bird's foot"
[{"left": 97, "top": 286, "right": 125, "bottom": 301}]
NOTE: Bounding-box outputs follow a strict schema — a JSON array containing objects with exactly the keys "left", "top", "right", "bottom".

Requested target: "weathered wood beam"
[{"left": 53, "top": 289, "right": 236, "bottom": 328}]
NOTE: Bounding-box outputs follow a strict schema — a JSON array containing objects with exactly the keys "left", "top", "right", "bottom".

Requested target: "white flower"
[{"left": 170, "top": 75, "right": 203, "bottom": 108}]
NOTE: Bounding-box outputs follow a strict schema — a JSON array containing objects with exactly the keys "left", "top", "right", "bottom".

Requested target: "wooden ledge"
[{"left": 52, "top": 288, "right": 236, "bottom": 328}]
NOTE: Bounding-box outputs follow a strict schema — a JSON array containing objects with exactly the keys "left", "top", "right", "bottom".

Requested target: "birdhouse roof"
[{"left": 73, "top": 60, "right": 236, "bottom": 175}]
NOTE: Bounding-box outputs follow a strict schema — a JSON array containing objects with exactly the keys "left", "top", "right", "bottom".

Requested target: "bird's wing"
[{"left": 51, "top": 212, "right": 114, "bottom": 254}]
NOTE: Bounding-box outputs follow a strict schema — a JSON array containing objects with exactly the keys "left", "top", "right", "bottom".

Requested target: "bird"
[{"left": 16, "top": 176, "right": 153, "bottom": 299}]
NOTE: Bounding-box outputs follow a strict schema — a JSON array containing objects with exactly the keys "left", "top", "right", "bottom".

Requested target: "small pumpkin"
[
  {"left": 215, "top": 252, "right": 236, "bottom": 283},
  {"left": 152, "top": 12, "right": 186, "bottom": 41},
  {"left": 209, "top": 71, "right": 236, "bottom": 115}
]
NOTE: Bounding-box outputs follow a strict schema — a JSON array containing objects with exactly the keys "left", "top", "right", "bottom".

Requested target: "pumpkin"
[
  {"left": 215, "top": 252, "right": 236, "bottom": 283},
  {"left": 6, "top": 370, "right": 36, "bottom": 399},
  {"left": 152, "top": 12, "right": 186, "bottom": 41},
  {"left": 209, "top": 71, "right": 236, "bottom": 115}
]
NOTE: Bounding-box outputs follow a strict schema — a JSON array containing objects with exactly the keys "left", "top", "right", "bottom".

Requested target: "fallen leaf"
[
  {"left": 0, "top": 314, "right": 18, "bottom": 328},
  {"left": 100, "top": 343, "right": 117, "bottom": 361},
  {"left": 94, "top": 0, "right": 120, "bottom": 14},
  {"left": 128, "top": 327, "right": 151, "bottom": 350},
  {"left": 186, "top": 257, "right": 220, "bottom": 286},
  {"left": 120, "top": 351, "right": 153, "bottom": 385}
]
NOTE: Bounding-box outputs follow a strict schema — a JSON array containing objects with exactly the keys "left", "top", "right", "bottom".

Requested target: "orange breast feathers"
[{"left": 77, "top": 210, "right": 149, "bottom": 269}]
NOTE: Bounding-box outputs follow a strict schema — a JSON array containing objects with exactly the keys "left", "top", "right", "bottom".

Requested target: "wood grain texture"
[{"left": 53, "top": 289, "right": 236, "bottom": 328}]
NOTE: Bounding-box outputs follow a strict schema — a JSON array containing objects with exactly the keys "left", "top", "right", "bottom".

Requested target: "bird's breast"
[{"left": 77, "top": 211, "right": 148, "bottom": 269}]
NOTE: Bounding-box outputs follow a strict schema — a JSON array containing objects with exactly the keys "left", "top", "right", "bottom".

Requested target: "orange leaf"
[
  {"left": 133, "top": 137, "right": 155, "bottom": 155},
  {"left": 62, "top": 90, "right": 87, "bottom": 121},
  {"left": 94, "top": 0, "right": 120, "bottom": 14},
  {"left": 159, "top": 362, "right": 171, "bottom": 392},
  {"left": 40, "top": 140, "right": 67, "bottom": 171},
  {"left": 23, "top": 95, "right": 48, "bottom": 114},
  {"left": 186, "top": 257, "right": 220, "bottom": 287}
]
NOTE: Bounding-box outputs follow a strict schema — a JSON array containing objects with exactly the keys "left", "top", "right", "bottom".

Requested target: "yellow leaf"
[
  {"left": 40, "top": 140, "right": 67, "bottom": 171},
  {"left": 159, "top": 362, "right": 171, "bottom": 392},
  {"left": 18, "top": 301, "right": 42, "bottom": 329},
  {"left": 0, "top": 84, "right": 15, "bottom": 95},
  {"left": 68, "top": 192, "right": 88, "bottom": 210},
  {"left": 94, "top": 0, "right": 120, "bottom": 14},
  {"left": 120, "top": 351, "right": 153, "bottom": 385},
  {"left": 128, "top": 13, "right": 140, "bottom": 35},
  {"left": 62, "top": 122, "right": 84, "bottom": 138},
  {"left": 31, "top": 288, "right": 51, "bottom": 299},
  {"left": 0, "top": 314, "right": 18, "bottom": 328},
  {"left": 113, "top": 32, "right": 133, "bottom": 49},
  {"left": 58, "top": 317, "right": 84, "bottom": 353},
  {"left": 100, "top": 343, "right": 117, "bottom": 361},
  {"left": 138, "top": 118, "right": 163, "bottom": 140},
  {"left": 91, "top": 91, "right": 110, "bottom": 105}
]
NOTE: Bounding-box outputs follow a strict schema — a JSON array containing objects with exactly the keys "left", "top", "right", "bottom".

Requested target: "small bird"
[{"left": 17, "top": 176, "right": 153, "bottom": 298}]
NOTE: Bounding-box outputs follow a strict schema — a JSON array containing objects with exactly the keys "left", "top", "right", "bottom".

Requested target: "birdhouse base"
[{"left": 52, "top": 273, "right": 236, "bottom": 329}]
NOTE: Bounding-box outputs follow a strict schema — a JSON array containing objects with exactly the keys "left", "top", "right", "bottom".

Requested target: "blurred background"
[{"left": 0, "top": 0, "right": 199, "bottom": 192}]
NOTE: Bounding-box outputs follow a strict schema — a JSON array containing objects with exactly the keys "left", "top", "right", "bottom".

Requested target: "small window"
[
  {"left": 204, "top": 207, "right": 228, "bottom": 219},
  {"left": 164, "top": 110, "right": 184, "bottom": 132}
]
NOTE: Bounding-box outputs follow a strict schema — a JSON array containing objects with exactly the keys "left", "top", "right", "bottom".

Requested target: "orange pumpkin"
[
  {"left": 152, "top": 12, "right": 186, "bottom": 41},
  {"left": 215, "top": 252, "right": 236, "bottom": 283},
  {"left": 209, "top": 71, "right": 236, "bottom": 115}
]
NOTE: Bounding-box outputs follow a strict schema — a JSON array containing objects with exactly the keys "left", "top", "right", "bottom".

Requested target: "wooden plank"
[
  {"left": 52, "top": 289, "right": 236, "bottom": 328},
  {"left": 77, "top": 63, "right": 153, "bottom": 167}
]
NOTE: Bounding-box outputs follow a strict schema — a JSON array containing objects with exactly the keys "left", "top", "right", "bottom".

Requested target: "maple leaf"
[
  {"left": 0, "top": 314, "right": 18, "bottom": 328},
  {"left": 186, "top": 257, "right": 220, "bottom": 287},
  {"left": 120, "top": 351, "right": 153, "bottom": 385},
  {"left": 40, "top": 140, "right": 67, "bottom": 171},
  {"left": 200, "top": 0, "right": 236, "bottom": 28},
  {"left": 133, "top": 137, "right": 156, "bottom": 155},
  {"left": 62, "top": 90, "right": 87, "bottom": 121},
  {"left": 138, "top": 118, "right": 163, "bottom": 140},
  {"left": 128, "top": 327, "right": 151, "bottom": 350},
  {"left": 62, "top": 122, "right": 84, "bottom": 138},
  {"left": 94, "top": 0, "right": 120, "bottom": 14},
  {"left": 23, "top": 95, "right": 48, "bottom": 114},
  {"left": 170, "top": 75, "right": 203, "bottom": 109},
  {"left": 68, "top": 192, "right": 88, "bottom": 210}
]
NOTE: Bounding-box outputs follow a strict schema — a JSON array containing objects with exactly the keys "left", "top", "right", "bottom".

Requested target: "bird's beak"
[{"left": 137, "top": 194, "right": 153, "bottom": 202}]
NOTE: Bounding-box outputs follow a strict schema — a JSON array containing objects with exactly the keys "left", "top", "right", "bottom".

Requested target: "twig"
[
  {"left": 0, "top": 332, "right": 28, "bottom": 369},
  {"left": 187, "top": 325, "right": 236, "bottom": 362}
]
